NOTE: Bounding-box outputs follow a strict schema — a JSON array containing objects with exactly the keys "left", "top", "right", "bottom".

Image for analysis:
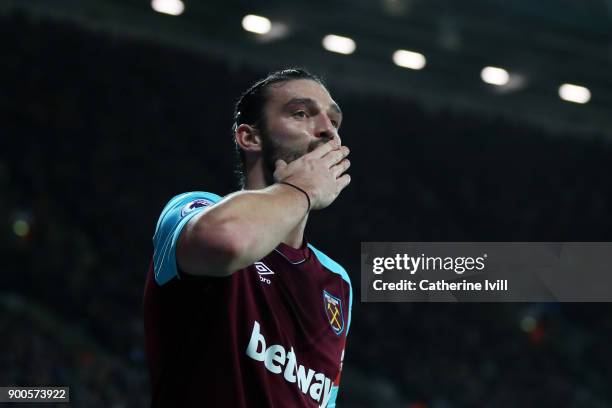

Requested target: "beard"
[{"left": 261, "top": 129, "right": 327, "bottom": 186}]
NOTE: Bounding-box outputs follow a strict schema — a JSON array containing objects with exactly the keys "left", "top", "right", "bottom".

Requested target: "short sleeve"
[{"left": 152, "top": 191, "right": 222, "bottom": 285}]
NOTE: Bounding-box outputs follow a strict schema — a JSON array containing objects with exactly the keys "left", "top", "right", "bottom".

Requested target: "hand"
[{"left": 273, "top": 139, "right": 351, "bottom": 210}]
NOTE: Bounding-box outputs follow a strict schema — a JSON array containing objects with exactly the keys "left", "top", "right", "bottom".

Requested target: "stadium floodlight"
[
  {"left": 151, "top": 0, "right": 184, "bottom": 16},
  {"left": 481, "top": 66, "right": 510, "bottom": 86},
  {"left": 242, "top": 15, "right": 272, "bottom": 35},
  {"left": 322, "top": 34, "right": 356, "bottom": 55},
  {"left": 559, "top": 83, "right": 591, "bottom": 104},
  {"left": 392, "top": 49, "right": 426, "bottom": 70},
  {"left": 13, "top": 219, "right": 29, "bottom": 237}
]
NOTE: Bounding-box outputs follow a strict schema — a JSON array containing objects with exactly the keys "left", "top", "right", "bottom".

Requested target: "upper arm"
[{"left": 152, "top": 192, "right": 221, "bottom": 285}]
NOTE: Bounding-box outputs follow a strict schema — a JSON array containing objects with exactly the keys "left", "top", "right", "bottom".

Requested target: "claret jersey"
[{"left": 144, "top": 192, "right": 353, "bottom": 407}]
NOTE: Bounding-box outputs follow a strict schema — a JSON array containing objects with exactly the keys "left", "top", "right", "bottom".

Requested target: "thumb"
[{"left": 275, "top": 159, "right": 288, "bottom": 170}]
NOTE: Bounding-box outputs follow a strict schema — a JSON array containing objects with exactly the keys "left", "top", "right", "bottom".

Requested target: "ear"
[{"left": 235, "top": 124, "right": 263, "bottom": 154}]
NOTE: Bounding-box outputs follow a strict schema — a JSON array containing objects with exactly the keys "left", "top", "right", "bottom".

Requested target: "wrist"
[{"left": 278, "top": 181, "right": 311, "bottom": 213}]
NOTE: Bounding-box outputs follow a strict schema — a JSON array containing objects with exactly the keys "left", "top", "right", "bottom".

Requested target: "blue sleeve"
[
  {"left": 327, "top": 386, "right": 340, "bottom": 408},
  {"left": 152, "top": 191, "right": 222, "bottom": 285}
]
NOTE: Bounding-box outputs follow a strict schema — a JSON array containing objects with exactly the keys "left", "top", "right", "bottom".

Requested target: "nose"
[{"left": 315, "top": 114, "right": 338, "bottom": 142}]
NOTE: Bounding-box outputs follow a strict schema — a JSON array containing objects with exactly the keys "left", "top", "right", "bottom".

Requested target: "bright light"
[
  {"left": 322, "top": 34, "right": 356, "bottom": 55},
  {"left": 392, "top": 49, "right": 426, "bottom": 70},
  {"left": 559, "top": 83, "right": 591, "bottom": 104},
  {"left": 242, "top": 14, "right": 272, "bottom": 35},
  {"left": 481, "top": 66, "right": 510, "bottom": 86},
  {"left": 13, "top": 219, "right": 30, "bottom": 237},
  {"left": 151, "top": 0, "right": 184, "bottom": 16}
]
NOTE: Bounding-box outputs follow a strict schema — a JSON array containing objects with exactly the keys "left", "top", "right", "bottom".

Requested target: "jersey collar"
[{"left": 274, "top": 239, "right": 311, "bottom": 265}]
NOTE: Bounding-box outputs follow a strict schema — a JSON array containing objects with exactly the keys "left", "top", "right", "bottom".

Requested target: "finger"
[
  {"left": 336, "top": 173, "right": 351, "bottom": 192},
  {"left": 322, "top": 146, "right": 349, "bottom": 167},
  {"left": 306, "top": 138, "right": 340, "bottom": 159},
  {"left": 331, "top": 158, "right": 350, "bottom": 178}
]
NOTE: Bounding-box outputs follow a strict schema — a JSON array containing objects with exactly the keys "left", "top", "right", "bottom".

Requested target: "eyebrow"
[{"left": 284, "top": 97, "right": 343, "bottom": 118}]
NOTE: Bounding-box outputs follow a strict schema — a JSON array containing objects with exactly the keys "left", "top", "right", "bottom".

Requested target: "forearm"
[{"left": 178, "top": 183, "right": 308, "bottom": 276}]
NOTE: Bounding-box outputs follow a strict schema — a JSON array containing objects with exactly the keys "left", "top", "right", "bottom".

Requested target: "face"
[{"left": 258, "top": 79, "right": 343, "bottom": 184}]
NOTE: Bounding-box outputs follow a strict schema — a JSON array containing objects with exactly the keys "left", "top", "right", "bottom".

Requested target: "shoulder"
[
  {"left": 308, "top": 244, "right": 353, "bottom": 335},
  {"left": 308, "top": 244, "right": 350, "bottom": 285},
  {"left": 156, "top": 191, "right": 222, "bottom": 226},
  {"left": 152, "top": 191, "right": 223, "bottom": 285},
  {"left": 154, "top": 191, "right": 222, "bottom": 237}
]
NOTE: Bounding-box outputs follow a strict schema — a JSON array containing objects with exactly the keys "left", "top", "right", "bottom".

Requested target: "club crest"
[{"left": 323, "top": 290, "right": 344, "bottom": 336}]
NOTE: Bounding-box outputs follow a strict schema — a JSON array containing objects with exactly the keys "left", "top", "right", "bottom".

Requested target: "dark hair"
[{"left": 232, "top": 68, "right": 325, "bottom": 188}]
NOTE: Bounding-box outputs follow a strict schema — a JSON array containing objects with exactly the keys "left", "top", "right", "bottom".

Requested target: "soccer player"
[{"left": 143, "top": 68, "right": 353, "bottom": 407}]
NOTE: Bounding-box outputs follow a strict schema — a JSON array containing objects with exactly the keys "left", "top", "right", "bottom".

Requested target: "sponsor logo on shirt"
[
  {"left": 323, "top": 290, "right": 344, "bottom": 336},
  {"left": 246, "top": 321, "right": 333, "bottom": 407},
  {"left": 180, "top": 198, "right": 213, "bottom": 217}
]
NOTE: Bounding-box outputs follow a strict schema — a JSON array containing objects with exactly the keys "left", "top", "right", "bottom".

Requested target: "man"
[{"left": 144, "top": 68, "right": 352, "bottom": 407}]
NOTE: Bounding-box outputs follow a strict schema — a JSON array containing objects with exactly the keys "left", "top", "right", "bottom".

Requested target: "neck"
[{"left": 244, "top": 165, "right": 308, "bottom": 250}]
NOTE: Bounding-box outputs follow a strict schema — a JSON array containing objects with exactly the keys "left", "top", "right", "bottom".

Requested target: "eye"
[
  {"left": 293, "top": 110, "right": 308, "bottom": 119},
  {"left": 331, "top": 120, "right": 339, "bottom": 128}
]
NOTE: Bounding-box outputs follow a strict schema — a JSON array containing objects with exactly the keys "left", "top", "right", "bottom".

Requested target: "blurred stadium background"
[{"left": 2, "top": 0, "right": 612, "bottom": 406}]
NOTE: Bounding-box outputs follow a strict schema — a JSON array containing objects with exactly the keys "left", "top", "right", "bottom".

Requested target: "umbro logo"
[{"left": 254, "top": 262, "right": 274, "bottom": 285}]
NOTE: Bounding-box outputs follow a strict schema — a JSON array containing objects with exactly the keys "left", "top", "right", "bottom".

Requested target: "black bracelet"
[{"left": 279, "top": 181, "right": 311, "bottom": 212}]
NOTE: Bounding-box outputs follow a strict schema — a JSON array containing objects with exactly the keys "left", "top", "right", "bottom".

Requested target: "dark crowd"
[{"left": 2, "top": 10, "right": 612, "bottom": 408}]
